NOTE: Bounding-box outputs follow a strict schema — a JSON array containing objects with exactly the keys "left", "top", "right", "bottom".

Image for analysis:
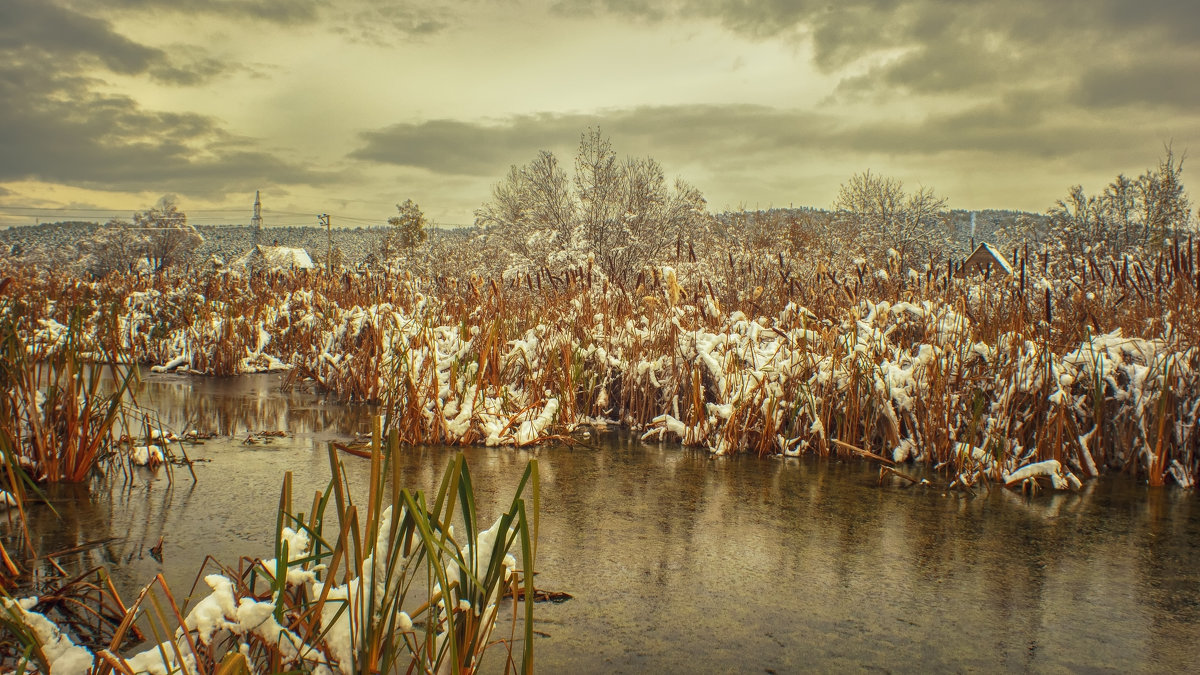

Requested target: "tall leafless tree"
[
  {"left": 81, "top": 218, "right": 145, "bottom": 276},
  {"left": 476, "top": 128, "right": 712, "bottom": 282},
  {"left": 134, "top": 196, "right": 202, "bottom": 272},
  {"left": 1048, "top": 146, "right": 1192, "bottom": 254},
  {"left": 834, "top": 170, "right": 948, "bottom": 268}
]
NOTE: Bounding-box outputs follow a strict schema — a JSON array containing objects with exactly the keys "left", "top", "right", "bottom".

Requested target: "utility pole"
[{"left": 319, "top": 213, "right": 331, "bottom": 273}]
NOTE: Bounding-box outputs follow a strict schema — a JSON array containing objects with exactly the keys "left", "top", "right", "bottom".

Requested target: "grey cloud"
[
  {"left": 331, "top": 2, "right": 457, "bottom": 45},
  {"left": 351, "top": 117, "right": 567, "bottom": 175},
  {"left": 2, "top": 0, "right": 234, "bottom": 85},
  {"left": 350, "top": 99, "right": 1189, "bottom": 184},
  {"left": 74, "top": 0, "right": 456, "bottom": 39},
  {"left": 556, "top": 1, "right": 1200, "bottom": 109},
  {"left": 555, "top": 0, "right": 1200, "bottom": 48},
  {"left": 1075, "top": 58, "right": 1200, "bottom": 110},
  {"left": 350, "top": 106, "right": 840, "bottom": 176},
  {"left": 551, "top": 0, "right": 671, "bottom": 22},
  {"left": 0, "top": 56, "right": 334, "bottom": 197},
  {"left": 150, "top": 55, "right": 233, "bottom": 86},
  {"left": 68, "top": 0, "right": 321, "bottom": 25},
  {"left": 1, "top": 0, "right": 161, "bottom": 75},
  {"left": 837, "top": 38, "right": 1010, "bottom": 96},
  {"left": 0, "top": 0, "right": 338, "bottom": 199}
]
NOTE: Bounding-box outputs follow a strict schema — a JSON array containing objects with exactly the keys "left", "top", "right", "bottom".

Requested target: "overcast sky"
[{"left": 1, "top": 0, "right": 1197, "bottom": 228}]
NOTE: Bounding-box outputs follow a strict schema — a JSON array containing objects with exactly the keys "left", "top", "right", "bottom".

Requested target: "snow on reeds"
[{"left": 2, "top": 241, "right": 1197, "bottom": 489}]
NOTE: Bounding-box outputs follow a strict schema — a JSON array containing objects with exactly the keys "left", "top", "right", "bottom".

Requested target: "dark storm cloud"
[
  {"left": 1, "top": 0, "right": 233, "bottom": 85},
  {"left": 0, "top": 1, "right": 335, "bottom": 196},
  {"left": 0, "top": 64, "right": 334, "bottom": 195},
  {"left": 1, "top": 0, "right": 162, "bottom": 76}
]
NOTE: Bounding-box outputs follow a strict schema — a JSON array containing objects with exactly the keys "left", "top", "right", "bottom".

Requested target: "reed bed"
[
  {"left": 0, "top": 288, "right": 199, "bottom": 588},
  {"left": 1, "top": 240, "right": 1197, "bottom": 490}
]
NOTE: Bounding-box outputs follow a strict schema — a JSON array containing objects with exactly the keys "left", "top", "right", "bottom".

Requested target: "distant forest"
[{"left": 0, "top": 207, "right": 1044, "bottom": 272}]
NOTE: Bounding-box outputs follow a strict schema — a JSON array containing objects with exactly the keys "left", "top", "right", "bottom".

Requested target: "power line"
[
  {"left": 0, "top": 206, "right": 246, "bottom": 214},
  {"left": 0, "top": 205, "right": 475, "bottom": 230}
]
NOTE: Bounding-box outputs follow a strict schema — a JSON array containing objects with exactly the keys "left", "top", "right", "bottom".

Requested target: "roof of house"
[
  {"left": 235, "top": 244, "right": 314, "bottom": 270},
  {"left": 962, "top": 242, "right": 1014, "bottom": 275}
]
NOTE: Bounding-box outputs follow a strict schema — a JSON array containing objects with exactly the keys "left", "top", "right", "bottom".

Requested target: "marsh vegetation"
[{"left": 0, "top": 139, "right": 1197, "bottom": 672}]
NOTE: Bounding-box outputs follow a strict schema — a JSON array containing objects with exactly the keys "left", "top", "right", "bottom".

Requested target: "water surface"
[{"left": 21, "top": 374, "right": 1200, "bottom": 673}]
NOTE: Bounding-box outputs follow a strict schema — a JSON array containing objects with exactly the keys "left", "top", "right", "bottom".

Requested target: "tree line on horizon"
[{"left": 2, "top": 134, "right": 1195, "bottom": 279}]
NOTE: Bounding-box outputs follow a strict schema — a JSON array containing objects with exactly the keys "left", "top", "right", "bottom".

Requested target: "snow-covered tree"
[
  {"left": 575, "top": 128, "right": 624, "bottom": 263},
  {"left": 1047, "top": 147, "right": 1192, "bottom": 254},
  {"left": 134, "top": 196, "right": 202, "bottom": 272},
  {"left": 379, "top": 199, "right": 429, "bottom": 267},
  {"left": 476, "top": 128, "right": 713, "bottom": 283},
  {"left": 834, "top": 170, "right": 949, "bottom": 268},
  {"left": 1133, "top": 146, "right": 1191, "bottom": 245},
  {"left": 475, "top": 152, "right": 576, "bottom": 271},
  {"left": 80, "top": 218, "right": 146, "bottom": 276}
]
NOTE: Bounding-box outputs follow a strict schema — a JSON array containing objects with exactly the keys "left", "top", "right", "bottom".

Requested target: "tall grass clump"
[{"left": 0, "top": 297, "right": 139, "bottom": 484}]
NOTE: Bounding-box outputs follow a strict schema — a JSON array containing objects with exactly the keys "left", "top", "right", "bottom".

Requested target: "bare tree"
[
  {"left": 476, "top": 128, "right": 712, "bottom": 281},
  {"left": 663, "top": 178, "right": 712, "bottom": 252},
  {"left": 575, "top": 128, "right": 623, "bottom": 256},
  {"left": 1136, "top": 146, "right": 1191, "bottom": 245},
  {"left": 1100, "top": 174, "right": 1138, "bottom": 249},
  {"left": 1049, "top": 185, "right": 1104, "bottom": 254},
  {"left": 523, "top": 150, "right": 576, "bottom": 248},
  {"left": 573, "top": 130, "right": 711, "bottom": 282},
  {"left": 995, "top": 213, "right": 1052, "bottom": 251},
  {"left": 834, "top": 170, "right": 948, "bottom": 267},
  {"left": 476, "top": 152, "right": 576, "bottom": 270},
  {"left": 1046, "top": 146, "right": 1192, "bottom": 254},
  {"left": 80, "top": 218, "right": 146, "bottom": 276},
  {"left": 134, "top": 196, "right": 202, "bottom": 272}
]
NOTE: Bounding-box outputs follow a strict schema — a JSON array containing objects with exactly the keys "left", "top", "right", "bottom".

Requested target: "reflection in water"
[
  {"left": 9, "top": 375, "right": 1199, "bottom": 673},
  {"left": 134, "top": 373, "right": 377, "bottom": 437}
]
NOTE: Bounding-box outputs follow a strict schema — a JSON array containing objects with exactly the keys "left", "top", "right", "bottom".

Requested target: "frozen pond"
[{"left": 23, "top": 373, "right": 1200, "bottom": 673}]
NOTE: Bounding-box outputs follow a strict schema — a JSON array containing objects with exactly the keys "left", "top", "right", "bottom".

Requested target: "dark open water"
[{"left": 17, "top": 374, "right": 1200, "bottom": 673}]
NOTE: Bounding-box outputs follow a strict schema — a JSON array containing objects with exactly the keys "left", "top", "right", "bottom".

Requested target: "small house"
[
  {"left": 234, "top": 244, "right": 314, "bottom": 271},
  {"left": 957, "top": 242, "right": 1013, "bottom": 277}
]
